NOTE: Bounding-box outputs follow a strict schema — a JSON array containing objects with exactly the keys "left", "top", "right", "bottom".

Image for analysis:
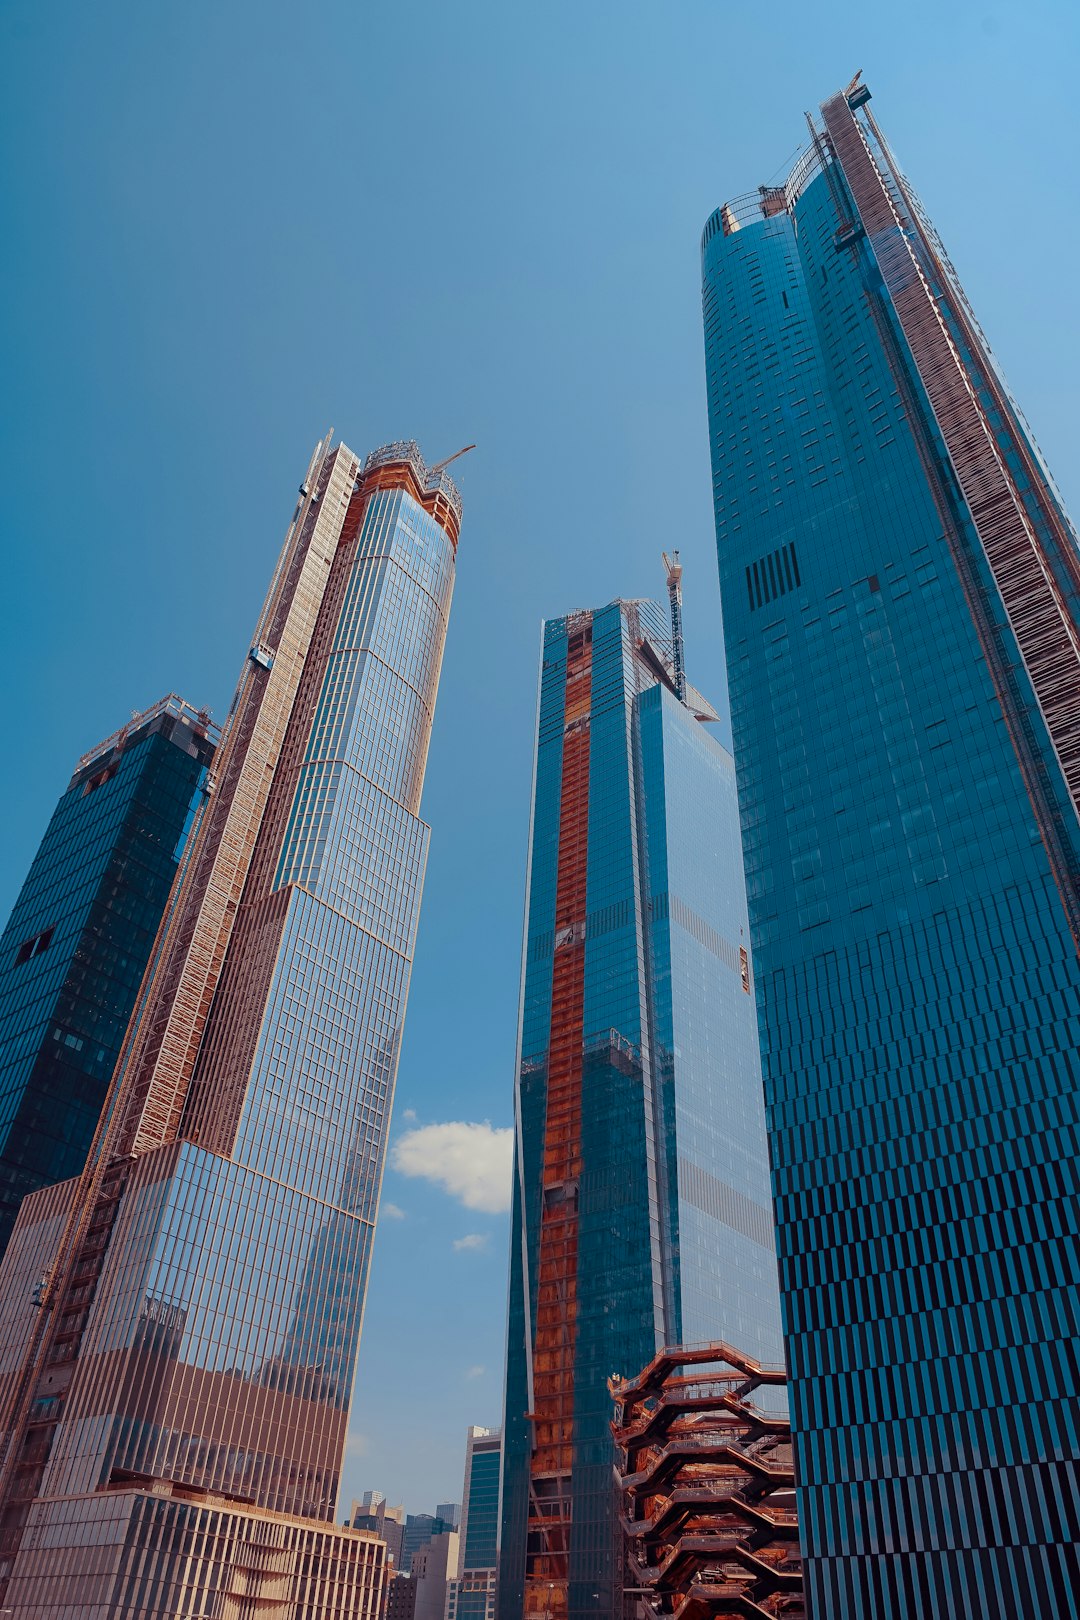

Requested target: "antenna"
[
  {"left": 661, "top": 550, "right": 686, "bottom": 702},
  {"left": 429, "top": 444, "right": 476, "bottom": 475}
]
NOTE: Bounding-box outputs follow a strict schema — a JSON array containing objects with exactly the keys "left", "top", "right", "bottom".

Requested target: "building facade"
[
  {"left": 352, "top": 1492, "right": 406, "bottom": 1568},
  {"left": 412, "top": 1530, "right": 459, "bottom": 1620},
  {"left": 702, "top": 78, "right": 1080, "bottom": 1617},
  {"left": 456, "top": 1426, "right": 500, "bottom": 1620},
  {"left": 401, "top": 1510, "right": 458, "bottom": 1575},
  {"left": 499, "top": 596, "right": 782, "bottom": 1620},
  {"left": 385, "top": 1571, "right": 418, "bottom": 1620},
  {"left": 0, "top": 437, "right": 461, "bottom": 1618},
  {"left": 0, "top": 696, "right": 215, "bottom": 1258}
]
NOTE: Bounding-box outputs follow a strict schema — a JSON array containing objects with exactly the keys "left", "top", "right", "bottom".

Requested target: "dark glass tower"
[
  {"left": 498, "top": 597, "right": 782, "bottom": 1620},
  {"left": 702, "top": 78, "right": 1080, "bottom": 1617},
  {"left": 0, "top": 697, "right": 215, "bottom": 1259}
]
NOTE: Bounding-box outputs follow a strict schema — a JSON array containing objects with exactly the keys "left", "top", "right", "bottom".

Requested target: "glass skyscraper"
[
  {"left": 702, "top": 78, "right": 1080, "bottom": 1617},
  {"left": 498, "top": 596, "right": 782, "bottom": 1620},
  {"left": 0, "top": 697, "right": 215, "bottom": 1260},
  {"left": 454, "top": 1426, "right": 501, "bottom": 1620},
  {"left": 0, "top": 436, "right": 461, "bottom": 1618}
]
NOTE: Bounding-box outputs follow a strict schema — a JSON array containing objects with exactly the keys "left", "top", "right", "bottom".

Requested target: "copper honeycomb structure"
[{"left": 609, "top": 1344, "right": 805, "bottom": 1620}]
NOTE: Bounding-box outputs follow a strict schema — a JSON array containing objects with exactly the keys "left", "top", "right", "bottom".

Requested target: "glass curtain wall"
[
  {"left": 500, "top": 598, "right": 780, "bottom": 1620},
  {"left": 702, "top": 80, "right": 1080, "bottom": 1619}
]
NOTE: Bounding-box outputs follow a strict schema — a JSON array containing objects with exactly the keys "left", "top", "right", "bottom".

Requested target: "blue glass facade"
[
  {"left": 0, "top": 698, "right": 214, "bottom": 1260},
  {"left": 499, "top": 599, "right": 780, "bottom": 1620},
  {"left": 702, "top": 83, "right": 1080, "bottom": 1618},
  {"left": 456, "top": 1427, "right": 500, "bottom": 1620},
  {"left": 0, "top": 440, "right": 457, "bottom": 1618}
]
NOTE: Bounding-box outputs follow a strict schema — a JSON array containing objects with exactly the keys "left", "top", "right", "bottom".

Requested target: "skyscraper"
[
  {"left": 498, "top": 596, "right": 782, "bottom": 1620},
  {"left": 702, "top": 77, "right": 1080, "bottom": 1617},
  {"left": 455, "top": 1426, "right": 501, "bottom": 1620},
  {"left": 0, "top": 696, "right": 215, "bottom": 1259},
  {"left": 0, "top": 436, "right": 461, "bottom": 1617}
]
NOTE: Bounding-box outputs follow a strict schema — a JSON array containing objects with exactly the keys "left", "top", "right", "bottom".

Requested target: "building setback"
[
  {"left": 701, "top": 77, "right": 1080, "bottom": 1617},
  {"left": 0, "top": 696, "right": 215, "bottom": 1258},
  {"left": 0, "top": 437, "right": 461, "bottom": 1618},
  {"left": 499, "top": 596, "right": 782, "bottom": 1620}
]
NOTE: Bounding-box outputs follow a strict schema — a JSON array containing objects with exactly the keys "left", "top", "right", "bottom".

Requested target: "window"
[
  {"left": 83, "top": 762, "right": 118, "bottom": 795},
  {"left": 15, "top": 926, "right": 54, "bottom": 966}
]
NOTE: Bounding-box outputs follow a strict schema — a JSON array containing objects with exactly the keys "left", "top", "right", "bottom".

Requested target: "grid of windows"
[
  {"left": 702, "top": 140, "right": 1080, "bottom": 1618},
  {"left": 0, "top": 448, "right": 458, "bottom": 1614},
  {"left": 6, "top": 1487, "right": 385, "bottom": 1618},
  {"left": 500, "top": 600, "right": 780, "bottom": 1620},
  {"left": 0, "top": 708, "right": 214, "bottom": 1259}
]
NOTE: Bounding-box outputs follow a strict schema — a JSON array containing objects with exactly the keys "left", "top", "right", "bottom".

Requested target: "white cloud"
[
  {"left": 402, "top": 1108, "right": 417, "bottom": 1121},
  {"left": 453, "top": 1233, "right": 489, "bottom": 1252},
  {"left": 465, "top": 1365, "right": 486, "bottom": 1379},
  {"left": 382, "top": 1202, "right": 406, "bottom": 1220},
  {"left": 391, "top": 1121, "right": 513, "bottom": 1214}
]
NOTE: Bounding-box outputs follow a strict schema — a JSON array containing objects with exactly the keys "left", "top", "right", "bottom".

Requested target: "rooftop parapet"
[{"left": 701, "top": 139, "right": 829, "bottom": 252}]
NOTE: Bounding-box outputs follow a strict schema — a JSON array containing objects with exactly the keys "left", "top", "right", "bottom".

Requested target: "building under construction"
[
  {"left": 498, "top": 588, "right": 784, "bottom": 1620},
  {"left": 610, "top": 1343, "right": 803, "bottom": 1620},
  {"left": 702, "top": 75, "right": 1080, "bottom": 1617},
  {"left": 0, "top": 436, "right": 461, "bottom": 1617}
]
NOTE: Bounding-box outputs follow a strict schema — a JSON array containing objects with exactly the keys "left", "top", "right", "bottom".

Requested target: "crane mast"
[{"left": 662, "top": 549, "right": 686, "bottom": 702}]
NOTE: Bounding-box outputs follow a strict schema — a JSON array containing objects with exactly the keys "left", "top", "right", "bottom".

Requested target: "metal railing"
[
  {"left": 362, "top": 441, "right": 463, "bottom": 522},
  {"left": 77, "top": 693, "right": 216, "bottom": 773}
]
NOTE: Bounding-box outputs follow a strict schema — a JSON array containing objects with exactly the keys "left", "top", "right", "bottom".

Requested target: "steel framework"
[
  {"left": 609, "top": 1344, "right": 804, "bottom": 1620},
  {"left": 524, "top": 617, "right": 593, "bottom": 1620}
]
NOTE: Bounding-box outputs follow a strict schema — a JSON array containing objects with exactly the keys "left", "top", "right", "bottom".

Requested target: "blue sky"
[{"left": 2, "top": 0, "right": 1078, "bottom": 1515}]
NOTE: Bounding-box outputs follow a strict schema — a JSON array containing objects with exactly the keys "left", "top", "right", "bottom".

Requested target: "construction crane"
[
  {"left": 662, "top": 550, "right": 687, "bottom": 702},
  {"left": 429, "top": 444, "right": 476, "bottom": 475}
]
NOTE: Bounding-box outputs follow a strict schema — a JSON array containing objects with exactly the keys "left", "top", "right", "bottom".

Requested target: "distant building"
[
  {"left": 412, "top": 1531, "right": 459, "bottom": 1620},
  {"left": 384, "top": 1572, "right": 417, "bottom": 1620},
  {"left": 456, "top": 1427, "right": 501, "bottom": 1620},
  {"left": 0, "top": 695, "right": 215, "bottom": 1258},
  {"left": 353, "top": 1492, "right": 406, "bottom": 1568},
  {"left": 436, "top": 1502, "right": 462, "bottom": 1532},
  {"left": 401, "top": 1512, "right": 457, "bottom": 1575}
]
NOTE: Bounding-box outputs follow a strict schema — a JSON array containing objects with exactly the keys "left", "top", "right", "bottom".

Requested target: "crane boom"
[{"left": 429, "top": 443, "right": 476, "bottom": 475}]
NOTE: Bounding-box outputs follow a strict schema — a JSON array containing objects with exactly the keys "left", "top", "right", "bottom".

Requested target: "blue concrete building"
[{"left": 702, "top": 77, "right": 1080, "bottom": 1618}]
